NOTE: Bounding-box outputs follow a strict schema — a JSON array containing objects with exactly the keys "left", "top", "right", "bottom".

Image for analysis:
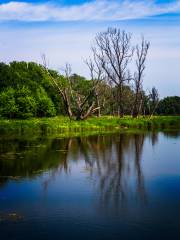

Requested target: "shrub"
[
  {"left": 15, "top": 86, "right": 37, "bottom": 119},
  {"left": 157, "top": 96, "right": 180, "bottom": 115},
  {"left": 0, "top": 87, "right": 18, "bottom": 118},
  {"left": 36, "top": 87, "right": 56, "bottom": 117}
]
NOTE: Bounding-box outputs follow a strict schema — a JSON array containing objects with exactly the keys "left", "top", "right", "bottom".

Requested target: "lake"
[{"left": 0, "top": 131, "right": 180, "bottom": 240}]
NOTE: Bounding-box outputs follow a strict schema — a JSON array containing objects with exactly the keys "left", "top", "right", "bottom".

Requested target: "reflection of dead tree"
[
  {"left": 78, "top": 134, "right": 147, "bottom": 211},
  {"left": 134, "top": 134, "right": 146, "bottom": 202},
  {"left": 150, "top": 131, "right": 158, "bottom": 146},
  {"left": 41, "top": 134, "right": 147, "bottom": 210},
  {"left": 96, "top": 135, "right": 131, "bottom": 210}
]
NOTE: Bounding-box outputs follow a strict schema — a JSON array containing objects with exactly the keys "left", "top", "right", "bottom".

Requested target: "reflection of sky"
[
  {"left": 142, "top": 133, "right": 180, "bottom": 178},
  {"left": 1, "top": 132, "right": 180, "bottom": 201},
  {"left": 0, "top": 1, "right": 180, "bottom": 97},
  {"left": 0, "top": 132, "right": 180, "bottom": 239}
]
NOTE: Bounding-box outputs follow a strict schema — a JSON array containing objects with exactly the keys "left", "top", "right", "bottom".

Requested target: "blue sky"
[{"left": 0, "top": 0, "right": 180, "bottom": 97}]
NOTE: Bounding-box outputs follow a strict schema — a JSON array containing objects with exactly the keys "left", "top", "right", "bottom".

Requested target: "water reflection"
[
  {"left": 1, "top": 131, "right": 180, "bottom": 239},
  {"left": 163, "top": 131, "right": 180, "bottom": 139},
  {"left": 79, "top": 134, "right": 147, "bottom": 212},
  {"left": 0, "top": 137, "right": 70, "bottom": 186},
  {"left": 0, "top": 132, "right": 163, "bottom": 208}
]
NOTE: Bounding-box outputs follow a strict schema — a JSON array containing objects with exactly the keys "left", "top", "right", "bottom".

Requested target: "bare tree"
[
  {"left": 85, "top": 52, "right": 105, "bottom": 117},
  {"left": 41, "top": 28, "right": 152, "bottom": 119},
  {"left": 92, "top": 28, "right": 134, "bottom": 117},
  {"left": 41, "top": 55, "right": 73, "bottom": 118},
  {"left": 56, "top": 63, "right": 101, "bottom": 120},
  {"left": 132, "top": 37, "right": 150, "bottom": 118},
  {"left": 42, "top": 54, "right": 101, "bottom": 120}
]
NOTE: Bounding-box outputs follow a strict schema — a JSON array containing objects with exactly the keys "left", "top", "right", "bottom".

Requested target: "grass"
[{"left": 0, "top": 116, "right": 179, "bottom": 137}]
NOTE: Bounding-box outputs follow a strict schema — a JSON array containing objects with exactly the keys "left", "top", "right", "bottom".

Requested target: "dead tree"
[
  {"left": 41, "top": 55, "right": 73, "bottom": 119},
  {"left": 132, "top": 37, "right": 150, "bottom": 118},
  {"left": 42, "top": 55, "right": 101, "bottom": 120},
  {"left": 57, "top": 63, "right": 101, "bottom": 120},
  {"left": 85, "top": 52, "right": 105, "bottom": 117},
  {"left": 92, "top": 28, "right": 134, "bottom": 117}
]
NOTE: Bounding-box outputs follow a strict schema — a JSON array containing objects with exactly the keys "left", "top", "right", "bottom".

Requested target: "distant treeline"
[{"left": 0, "top": 61, "right": 179, "bottom": 119}]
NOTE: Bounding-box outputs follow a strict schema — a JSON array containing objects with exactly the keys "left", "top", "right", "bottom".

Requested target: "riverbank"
[{"left": 0, "top": 116, "right": 179, "bottom": 137}]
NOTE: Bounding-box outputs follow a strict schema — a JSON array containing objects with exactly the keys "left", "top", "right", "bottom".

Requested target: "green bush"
[
  {"left": 0, "top": 62, "right": 63, "bottom": 119},
  {"left": 157, "top": 96, "right": 180, "bottom": 115},
  {"left": 0, "top": 87, "right": 18, "bottom": 118},
  {"left": 15, "top": 86, "right": 37, "bottom": 119},
  {"left": 0, "top": 85, "right": 57, "bottom": 119},
  {"left": 36, "top": 87, "right": 56, "bottom": 117}
]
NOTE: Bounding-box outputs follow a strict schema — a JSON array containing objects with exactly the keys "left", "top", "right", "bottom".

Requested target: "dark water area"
[{"left": 0, "top": 131, "right": 180, "bottom": 240}]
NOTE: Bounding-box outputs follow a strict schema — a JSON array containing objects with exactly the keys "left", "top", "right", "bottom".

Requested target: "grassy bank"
[{"left": 0, "top": 116, "right": 179, "bottom": 137}]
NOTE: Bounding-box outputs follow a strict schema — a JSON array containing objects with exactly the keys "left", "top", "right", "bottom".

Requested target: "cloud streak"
[{"left": 0, "top": 0, "right": 180, "bottom": 22}]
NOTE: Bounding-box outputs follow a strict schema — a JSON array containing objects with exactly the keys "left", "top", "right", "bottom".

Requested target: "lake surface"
[{"left": 0, "top": 131, "right": 180, "bottom": 240}]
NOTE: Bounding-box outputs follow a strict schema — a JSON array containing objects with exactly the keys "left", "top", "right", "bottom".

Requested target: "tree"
[
  {"left": 15, "top": 86, "right": 37, "bottom": 119},
  {"left": 0, "top": 87, "right": 18, "bottom": 118},
  {"left": 148, "top": 87, "right": 159, "bottom": 117},
  {"left": 42, "top": 54, "right": 101, "bottom": 120},
  {"left": 132, "top": 37, "right": 150, "bottom": 118},
  {"left": 92, "top": 27, "right": 134, "bottom": 117},
  {"left": 0, "top": 61, "right": 62, "bottom": 119},
  {"left": 69, "top": 71, "right": 100, "bottom": 120},
  {"left": 157, "top": 96, "right": 180, "bottom": 115},
  {"left": 41, "top": 54, "right": 73, "bottom": 119},
  {"left": 36, "top": 87, "right": 56, "bottom": 117},
  {"left": 85, "top": 53, "right": 105, "bottom": 117}
]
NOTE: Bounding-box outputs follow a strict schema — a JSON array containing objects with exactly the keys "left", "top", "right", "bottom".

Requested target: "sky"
[{"left": 0, "top": 0, "right": 180, "bottom": 97}]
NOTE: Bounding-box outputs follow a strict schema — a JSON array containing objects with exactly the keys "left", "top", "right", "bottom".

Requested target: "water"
[{"left": 0, "top": 131, "right": 180, "bottom": 240}]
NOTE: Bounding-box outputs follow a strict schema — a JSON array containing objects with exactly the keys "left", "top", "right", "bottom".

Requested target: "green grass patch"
[{"left": 0, "top": 116, "right": 179, "bottom": 137}]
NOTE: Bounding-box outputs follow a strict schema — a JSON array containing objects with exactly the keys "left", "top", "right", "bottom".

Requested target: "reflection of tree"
[
  {"left": 134, "top": 134, "right": 146, "bottom": 202},
  {"left": 163, "top": 131, "right": 180, "bottom": 139},
  {"left": 0, "top": 137, "right": 71, "bottom": 186},
  {"left": 71, "top": 134, "right": 147, "bottom": 212},
  {"left": 0, "top": 133, "right": 161, "bottom": 210},
  {"left": 42, "top": 138, "right": 72, "bottom": 192},
  {"left": 0, "top": 133, "right": 148, "bottom": 208},
  {"left": 149, "top": 131, "right": 158, "bottom": 146}
]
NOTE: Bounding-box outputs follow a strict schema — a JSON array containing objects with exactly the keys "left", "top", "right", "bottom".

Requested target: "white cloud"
[{"left": 0, "top": 0, "right": 180, "bottom": 22}]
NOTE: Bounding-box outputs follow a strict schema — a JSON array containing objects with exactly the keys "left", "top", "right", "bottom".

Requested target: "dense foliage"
[
  {"left": 0, "top": 61, "right": 62, "bottom": 118},
  {"left": 157, "top": 96, "right": 180, "bottom": 115},
  {"left": 0, "top": 61, "right": 179, "bottom": 119}
]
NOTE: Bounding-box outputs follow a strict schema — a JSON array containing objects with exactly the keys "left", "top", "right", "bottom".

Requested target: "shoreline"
[{"left": 0, "top": 116, "right": 179, "bottom": 137}]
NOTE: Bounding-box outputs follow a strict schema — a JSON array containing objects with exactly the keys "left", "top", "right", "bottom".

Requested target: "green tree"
[
  {"left": 15, "top": 86, "right": 37, "bottom": 119},
  {"left": 36, "top": 87, "right": 56, "bottom": 117},
  {"left": 157, "top": 96, "right": 180, "bottom": 115},
  {"left": 0, "top": 87, "right": 18, "bottom": 118}
]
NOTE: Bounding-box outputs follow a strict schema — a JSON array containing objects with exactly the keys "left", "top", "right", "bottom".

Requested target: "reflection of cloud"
[{"left": 0, "top": 0, "right": 180, "bottom": 22}]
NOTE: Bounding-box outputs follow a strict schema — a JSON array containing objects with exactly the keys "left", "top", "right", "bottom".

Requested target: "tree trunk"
[{"left": 96, "top": 94, "right": 101, "bottom": 117}]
